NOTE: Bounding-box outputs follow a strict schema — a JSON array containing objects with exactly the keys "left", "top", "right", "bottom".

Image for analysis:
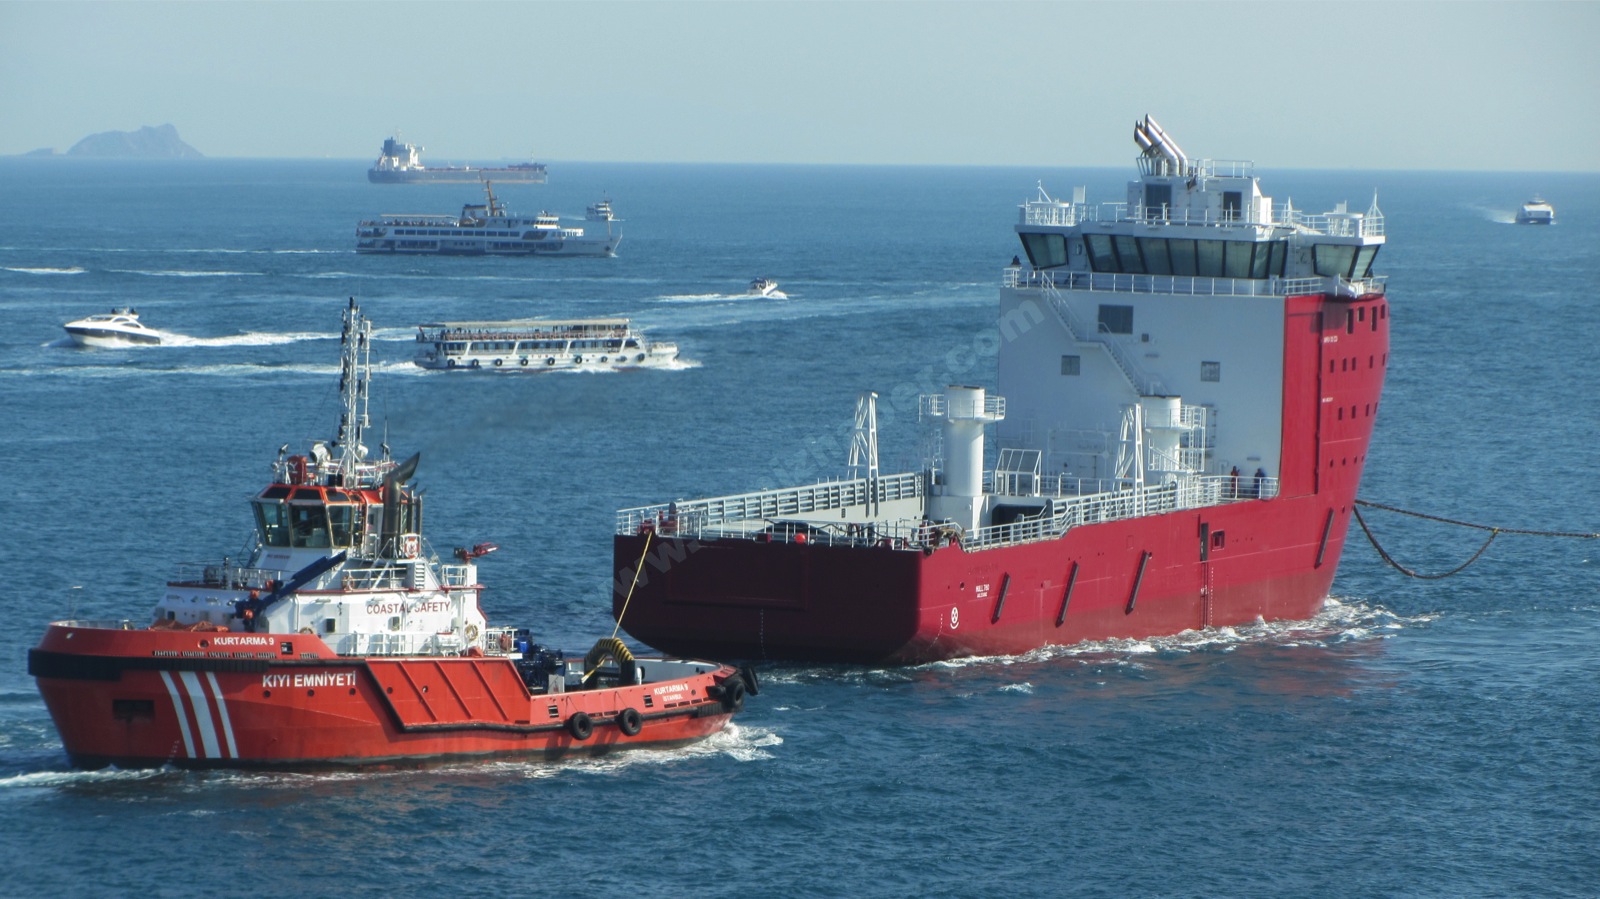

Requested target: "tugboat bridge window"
[{"left": 253, "top": 489, "right": 361, "bottom": 549}]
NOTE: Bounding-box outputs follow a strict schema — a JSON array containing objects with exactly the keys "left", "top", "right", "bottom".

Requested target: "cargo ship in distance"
[
  {"left": 367, "top": 135, "right": 548, "bottom": 184},
  {"left": 612, "top": 116, "right": 1389, "bottom": 664},
  {"left": 30, "top": 300, "right": 751, "bottom": 768}
]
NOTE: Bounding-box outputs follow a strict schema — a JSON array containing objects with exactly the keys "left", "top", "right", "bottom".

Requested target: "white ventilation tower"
[{"left": 927, "top": 385, "right": 1005, "bottom": 535}]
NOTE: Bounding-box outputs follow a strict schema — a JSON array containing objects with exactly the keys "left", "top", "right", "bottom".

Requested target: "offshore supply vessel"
[
  {"left": 30, "top": 300, "right": 750, "bottom": 768},
  {"left": 611, "top": 116, "right": 1389, "bottom": 664}
]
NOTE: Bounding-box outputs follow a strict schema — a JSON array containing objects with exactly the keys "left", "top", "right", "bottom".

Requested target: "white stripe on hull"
[
  {"left": 158, "top": 671, "right": 197, "bottom": 758},
  {"left": 205, "top": 672, "right": 238, "bottom": 758}
]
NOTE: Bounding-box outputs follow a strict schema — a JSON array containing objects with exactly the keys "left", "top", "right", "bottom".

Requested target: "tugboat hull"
[{"left": 31, "top": 625, "right": 744, "bottom": 769}]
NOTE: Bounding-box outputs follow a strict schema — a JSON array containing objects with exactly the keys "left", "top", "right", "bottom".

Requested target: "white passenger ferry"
[
  {"left": 1515, "top": 196, "right": 1555, "bottom": 225},
  {"left": 356, "top": 184, "right": 620, "bottom": 256},
  {"left": 414, "top": 318, "right": 679, "bottom": 371}
]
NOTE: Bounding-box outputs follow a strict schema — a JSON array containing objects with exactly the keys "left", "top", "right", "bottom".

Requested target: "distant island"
[{"left": 22, "top": 124, "right": 203, "bottom": 158}]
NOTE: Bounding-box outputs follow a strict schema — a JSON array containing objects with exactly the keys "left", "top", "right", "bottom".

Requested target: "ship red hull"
[
  {"left": 30, "top": 625, "right": 742, "bottom": 769},
  {"left": 615, "top": 293, "right": 1388, "bottom": 664}
]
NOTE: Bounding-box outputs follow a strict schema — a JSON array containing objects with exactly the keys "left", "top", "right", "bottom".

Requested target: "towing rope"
[
  {"left": 610, "top": 528, "right": 653, "bottom": 640},
  {"left": 1352, "top": 499, "right": 1600, "bottom": 580}
]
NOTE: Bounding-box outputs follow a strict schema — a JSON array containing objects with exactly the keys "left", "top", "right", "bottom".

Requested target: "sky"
[{"left": 2, "top": 1, "right": 1597, "bottom": 171}]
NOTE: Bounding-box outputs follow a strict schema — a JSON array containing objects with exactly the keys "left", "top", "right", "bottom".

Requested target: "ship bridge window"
[
  {"left": 1353, "top": 245, "right": 1381, "bottom": 279},
  {"left": 1224, "top": 240, "right": 1254, "bottom": 278},
  {"left": 1140, "top": 238, "right": 1172, "bottom": 275},
  {"left": 1019, "top": 233, "right": 1068, "bottom": 268},
  {"left": 1313, "top": 245, "right": 1359, "bottom": 279},
  {"left": 1086, "top": 234, "right": 1118, "bottom": 272},
  {"left": 1168, "top": 239, "right": 1197, "bottom": 276},
  {"left": 1115, "top": 235, "right": 1147, "bottom": 274},
  {"left": 1085, "top": 235, "right": 1286, "bottom": 280}
]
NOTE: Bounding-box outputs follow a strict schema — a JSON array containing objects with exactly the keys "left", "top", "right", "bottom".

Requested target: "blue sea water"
[{"left": 1, "top": 158, "right": 1597, "bottom": 897}]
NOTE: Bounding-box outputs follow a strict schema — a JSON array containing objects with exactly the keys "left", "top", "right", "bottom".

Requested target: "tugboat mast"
[{"left": 336, "top": 297, "right": 373, "bottom": 482}]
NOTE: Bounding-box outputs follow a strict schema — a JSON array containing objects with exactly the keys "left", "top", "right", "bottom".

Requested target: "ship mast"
[{"left": 336, "top": 297, "right": 371, "bottom": 482}]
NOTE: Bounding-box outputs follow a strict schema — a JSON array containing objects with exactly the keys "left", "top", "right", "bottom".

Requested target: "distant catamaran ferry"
[
  {"left": 367, "top": 135, "right": 548, "bottom": 184},
  {"left": 415, "top": 318, "right": 678, "bottom": 372},
  {"left": 356, "top": 184, "right": 620, "bottom": 257}
]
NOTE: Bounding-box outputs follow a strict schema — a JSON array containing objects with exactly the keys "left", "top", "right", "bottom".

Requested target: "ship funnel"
[{"left": 1136, "top": 115, "right": 1189, "bottom": 172}]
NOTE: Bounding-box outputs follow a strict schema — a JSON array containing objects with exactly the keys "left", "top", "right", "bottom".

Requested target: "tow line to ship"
[{"left": 1352, "top": 499, "right": 1600, "bottom": 579}]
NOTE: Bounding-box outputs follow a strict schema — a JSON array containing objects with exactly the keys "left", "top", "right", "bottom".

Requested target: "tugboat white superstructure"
[
  {"left": 415, "top": 318, "right": 679, "bottom": 372},
  {"left": 30, "top": 299, "right": 750, "bottom": 768},
  {"left": 612, "top": 115, "right": 1390, "bottom": 664},
  {"left": 356, "top": 183, "right": 620, "bottom": 256}
]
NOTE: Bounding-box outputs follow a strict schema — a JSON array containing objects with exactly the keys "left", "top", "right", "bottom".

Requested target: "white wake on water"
[
  {"left": 3, "top": 266, "right": 86, "bottom": 275},
  {"left": 159, "top": 331, "right": 332, "bottom": 347},
  {"left": 657, "top": 291, "right": 789, "bottom": 303},
  {"left": 761, "top": 598, "right": 1433, "bottom": 686}
]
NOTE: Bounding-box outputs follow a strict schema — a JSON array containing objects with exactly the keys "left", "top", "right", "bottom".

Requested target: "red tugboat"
[
  {"left": 31, "top": 300, "right": 753, "bottom": 769},
  {"left": 614, "top": 116, "right": 1389, "bottom": 664}
]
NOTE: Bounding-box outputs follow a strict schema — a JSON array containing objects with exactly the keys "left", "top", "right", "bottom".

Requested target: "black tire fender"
[
  {"left": 567, "top": 711, "right": 593, "bottom": 741},
  {"left": 616, "top": 707, "right": 643, "bottom": 737}
]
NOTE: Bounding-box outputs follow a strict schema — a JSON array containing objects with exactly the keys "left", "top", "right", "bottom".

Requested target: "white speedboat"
[
  {"left": 1515, "top": 197, "right": 1554, "bottom": 225},
  {"left": 415, "top": 318, "right": 678, "bottom": 371},
  {"left": 749, "top": 278, "right": 784, "bottom": 298},
  {"left": 63, "top": 308, "right": 161, "bottom": 347}
]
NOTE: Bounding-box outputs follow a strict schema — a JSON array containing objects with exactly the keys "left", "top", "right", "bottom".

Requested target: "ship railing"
[
  {"left": 1111, "top": 202, "right": 1275, "bottom": 229},
  {"left": 616, "top": 472, "right": 926, "bottom": 536},
  {"left": 921, "top": 393, "right": 1007, "bottom": 419},
  {"left": 439, "top": 564, "right": 475, "bottom": 587},
  {"left": 692, "top": 516, "right": 938, "bottom": 548},
  {"left": 54, "top": 619, "right": 142, "bottom": 630},
  {"left": 1135, "top": 156, "right": 1255, "bottom": 179},
  {"left": 338, "top": 631, "right": 465, "bottom": 658},
  {"left": 333, "top": 566, "right": 407, "bottom": 591},
  {"left": 1283, "top": 207, "right": 1385, "bottom": 238},
  {"left": 618, "top": 471, "right": 1281, "bottom": 552},
  {"left": 1007, "top": 267, "right": 1386, "bottom": 300},
  {"left": 168, "top": 562, "right": 279, "bottom": 590},
  {"left": 1279, "top": 275, "right": 1389, "bottom": 298},
  {"left": 963, "top": 473, "right": 1280, "bottom": 551},
  {"left": 1021, "top": 200, "right": 1095, "bottom": 227}
]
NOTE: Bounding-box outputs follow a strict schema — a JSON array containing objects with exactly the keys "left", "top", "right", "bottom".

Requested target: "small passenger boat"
[{"left": 414, "top": 317, "right": 679, "bottom": 372}]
